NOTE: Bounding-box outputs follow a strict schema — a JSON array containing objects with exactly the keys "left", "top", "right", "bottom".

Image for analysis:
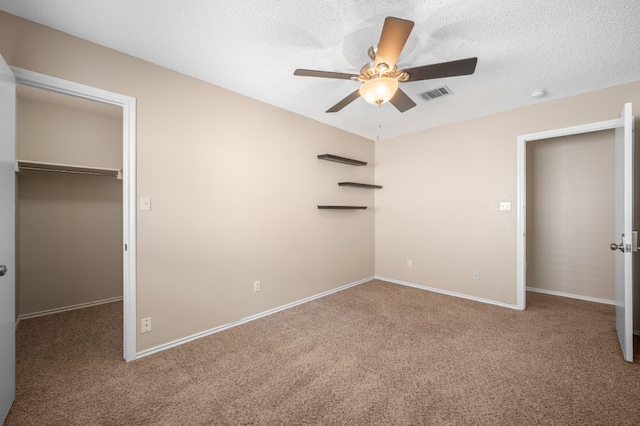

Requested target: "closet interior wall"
[
  {"left": 526, "top": 130, "right": 615, "bottom": 301},
  {"left": 16, "top": 86, "right": 123, "bottom": 317}
]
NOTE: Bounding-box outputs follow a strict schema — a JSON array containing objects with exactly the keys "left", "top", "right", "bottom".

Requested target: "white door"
[
  {"left": 613, "top": 102, "right": 634, "bottom": 362},
  {"left": 0, "top": 55, "right": 16, "bottom": 421}
]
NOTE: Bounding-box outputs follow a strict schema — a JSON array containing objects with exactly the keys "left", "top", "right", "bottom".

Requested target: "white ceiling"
[{"left": 2, "top": 0, "right": 639, "bottom": 140}]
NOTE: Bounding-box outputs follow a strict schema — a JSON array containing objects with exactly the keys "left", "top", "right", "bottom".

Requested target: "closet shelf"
[
  {"left": 317, "top": 154, "right": 367, "bottom": 166},
  {"left": 338, "top": 182, "right": 382, "bottom": 189},
  {"left": 16, "top": 160, "right": 123, "bottom": 180},
  {"left": 318, "top": 205, "right": 367, "bottom": 210}
]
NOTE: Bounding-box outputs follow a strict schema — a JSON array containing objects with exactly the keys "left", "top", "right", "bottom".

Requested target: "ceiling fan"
[{"left": 294, "top": 17, "right": 477, "bottom": 113}]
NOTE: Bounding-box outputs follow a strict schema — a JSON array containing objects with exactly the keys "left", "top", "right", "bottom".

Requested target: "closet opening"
[
  {"left": 15, "top": 84, "right": 124, "bottom": 362},
  {"left": 12, "top": 67, "right": 137, "bottom": 361},
  {"left": 525, "top": 130, "right": 615, "bottom": 304}
]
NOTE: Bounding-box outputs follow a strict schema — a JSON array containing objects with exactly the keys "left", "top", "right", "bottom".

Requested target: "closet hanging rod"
[{"left": 16, "top": 160, "right": 123, "bottom": 180}]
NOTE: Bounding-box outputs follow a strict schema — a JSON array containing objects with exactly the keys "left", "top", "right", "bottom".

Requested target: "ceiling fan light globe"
[{"left": 359, "top": 77, "right": 399, "bottom": 106}]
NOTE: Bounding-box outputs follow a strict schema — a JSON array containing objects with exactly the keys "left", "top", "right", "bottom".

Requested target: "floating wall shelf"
[
  {"left": 338, "top": 182, "right": 382, "bottom": 189},
  {"left": 317, "top": 154, "right": 367, "bottom": 166},
  {"left": 16, "top": 160, "right": 123, "bottom": 180},
  {"left": 318, "top": 205, "right": 367, "bottom": 210},
  {"left": 318, "top": 154, "right": 371, "bottom": 210}
]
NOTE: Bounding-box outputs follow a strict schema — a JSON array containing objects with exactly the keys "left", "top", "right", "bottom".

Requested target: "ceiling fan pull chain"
[{"left": 376, "top": 104, "right": 382, "bottom": 142}]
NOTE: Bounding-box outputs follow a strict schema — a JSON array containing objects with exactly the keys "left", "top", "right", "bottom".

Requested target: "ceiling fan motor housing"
[{"left": 354, "top": 62, "right": 408, "bottom": 83}]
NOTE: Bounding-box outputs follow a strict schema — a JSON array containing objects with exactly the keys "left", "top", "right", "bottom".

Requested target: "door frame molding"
[
  {"left": 516, "top": 114, "right": 626, "bottom": 310},
  {"left": 12, "top": 67, "right": 137, "bottom": 361}
]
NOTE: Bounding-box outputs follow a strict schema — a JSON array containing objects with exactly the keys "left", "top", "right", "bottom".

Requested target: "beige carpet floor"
[{"left": 5, "top": 279, "right": 640, "bottom": 425}]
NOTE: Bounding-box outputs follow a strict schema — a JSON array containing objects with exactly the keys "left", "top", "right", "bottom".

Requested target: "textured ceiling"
[{"left": 2, "top": 0, "right": 639, "bottom": 140}]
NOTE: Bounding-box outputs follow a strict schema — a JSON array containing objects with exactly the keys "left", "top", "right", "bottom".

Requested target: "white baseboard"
[
  {"left": 15, "top": 296, "right": 123, "bottom": 328},
  {"left": 375, "top": 276, "right": 520, "bottom": 310},
  {"left": 526, "top": 287, "right": 615, "bottom": 305},
  {"left": 136, "top": 276, "right": 375, "bottom": 359}
]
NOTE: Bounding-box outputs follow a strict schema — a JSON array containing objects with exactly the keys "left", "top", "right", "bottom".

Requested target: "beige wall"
[
  {"left": 0, "top": 12, "right": 375, "bottom": 351},
  {"left": 17, "top": 94, "right": 123, "bottom": 316},
  {"left": 376, "top": 80, "right": 640, "bottom": 320},
  {"left": 526, "top": 131, "right": 614, "bottom": 301},
  {"left": 18, "top": 96, "right": 122, "bottom": 168},
  {"left": 18, "top": 172, "right": 123, "bottom": 315}
]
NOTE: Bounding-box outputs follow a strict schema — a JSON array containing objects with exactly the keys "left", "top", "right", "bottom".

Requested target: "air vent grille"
[{"left": 420, "top": 86, "right": 453, "bottom": 101}]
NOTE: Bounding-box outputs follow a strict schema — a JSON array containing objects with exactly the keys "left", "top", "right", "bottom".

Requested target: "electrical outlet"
[
  {"left": 141, "top": 317, "right": 152, "bottom": 333},
  {"left": 473, "top": 271, "right": 480, "bottom": 281},
  {"left": 407, "top": 259, "right": 413, "bottom": 268},
  {"left": 254, "top": 280, "right": 261, "bottom": 292}
]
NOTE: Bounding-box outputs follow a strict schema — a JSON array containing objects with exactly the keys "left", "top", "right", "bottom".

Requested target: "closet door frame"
[{"left": 12, "top": 67, "right": 137, "bottom": 362}]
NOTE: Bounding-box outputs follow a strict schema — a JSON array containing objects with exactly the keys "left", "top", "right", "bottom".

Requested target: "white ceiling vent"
[{"left": 420, "top": 86, "right": 453, "bottom": 101}]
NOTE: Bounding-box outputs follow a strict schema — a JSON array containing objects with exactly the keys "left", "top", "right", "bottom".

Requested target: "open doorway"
[
  {"left": 525, "top": 130, "right": 615, "bottom": 304},
  {"left": 516, "top": 104, "right": 635, "bottom": 361},
  {"left": 12, "top": 67, "right": 137, "bottom": 361},
  {"left": 14, "top": 84, "right": 124, "bottom": 360}
]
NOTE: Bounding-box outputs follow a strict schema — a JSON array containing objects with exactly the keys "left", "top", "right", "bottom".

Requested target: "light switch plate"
[{"left": 140, "top": 196, "right": 151, "bottom": 211}]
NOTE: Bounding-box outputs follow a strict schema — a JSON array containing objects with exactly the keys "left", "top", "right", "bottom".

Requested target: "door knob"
[
  {"left": 0, "top": 265, "right": 6, "bottom": 276},
  {"left": 610, "top": 243, "right": 624, "bottom": 252}
]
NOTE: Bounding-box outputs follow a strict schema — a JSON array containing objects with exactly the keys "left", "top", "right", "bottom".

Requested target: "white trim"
[
  {"left": 16, "top": 297, "right": 123, "bottom": 323},
  {"left": 526, "top": 287, "right": 615, "bottom": 305},
  {"left": 136, "top": 277, "right": 374, "bottom": 359},
  {"left": 517, "top": 116, "right": 624, "bottom": 311},
  {"left": 11, "top": 67, "right": 137, "bottom": 362},
  {"left": 375, "top": 276, "right": 520, "bottom": 310},
  {"left": 518, "top": 119, "right": 620, "bottom": 143}
]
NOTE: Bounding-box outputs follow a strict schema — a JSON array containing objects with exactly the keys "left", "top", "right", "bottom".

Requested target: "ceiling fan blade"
[
  {"left": 374, "top": 17, "right": 415, "bottom": 70},
  {"left": 326, "top": 90, "right": 361, "bottom": 113},
  {"left": 389, "top": 88, "right": 416, "bottom": 113},
  {"left": 294, "top": 69, "right": 358, "bottom": 80},
  {"left": 402, "top": 57, "right": 478, "bottom": 82}
]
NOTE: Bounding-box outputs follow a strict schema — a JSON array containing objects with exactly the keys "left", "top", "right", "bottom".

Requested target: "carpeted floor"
[{"left": 5, "top": 279, "right": 640, "bottom": 425}]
